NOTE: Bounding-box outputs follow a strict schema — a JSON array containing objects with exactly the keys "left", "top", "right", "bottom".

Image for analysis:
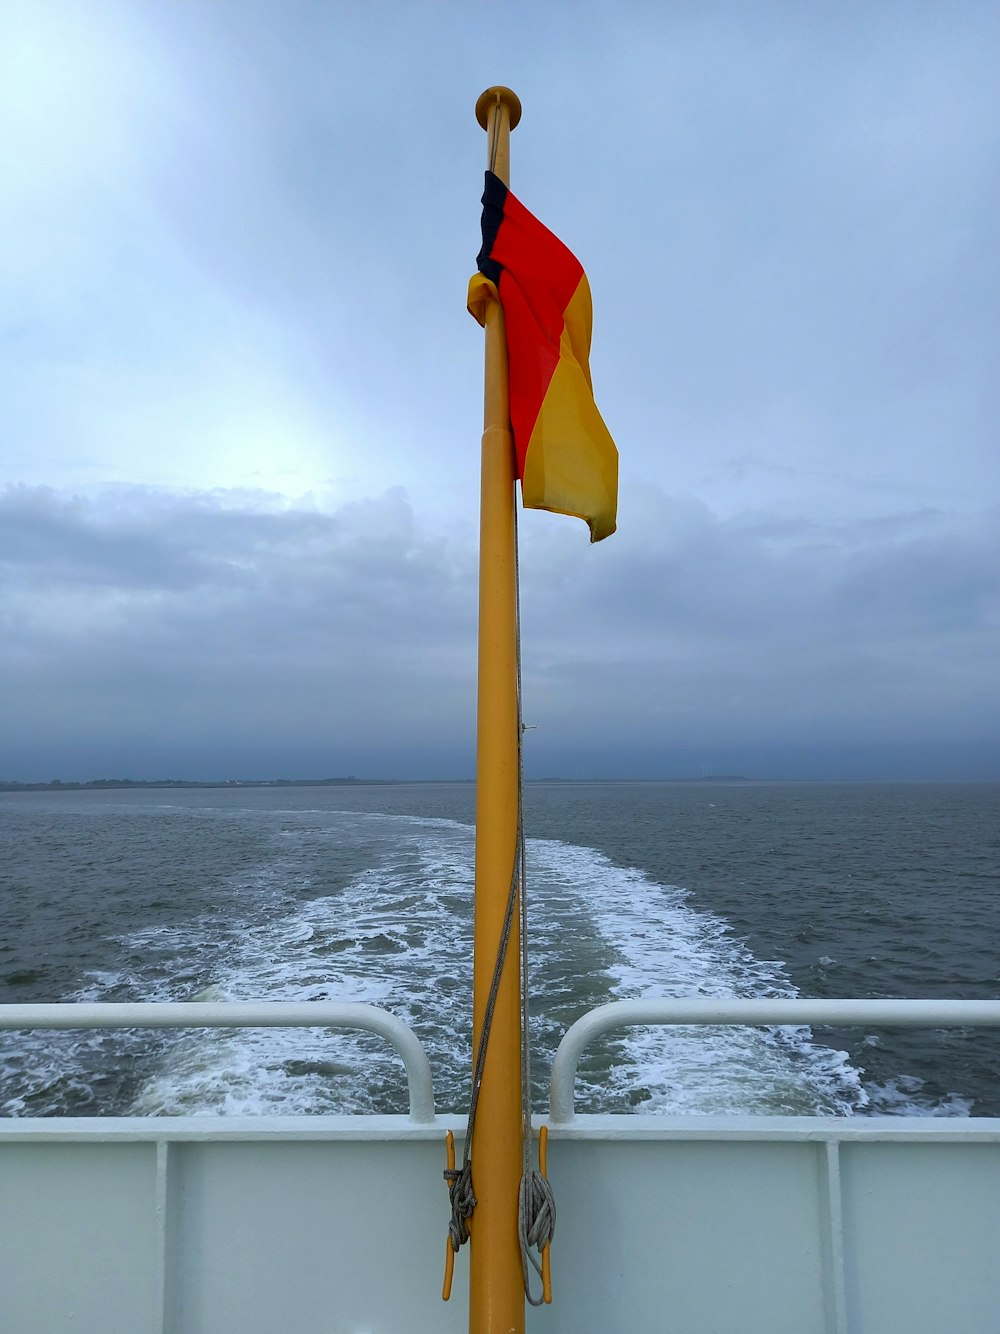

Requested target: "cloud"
[
  {"left": 0, "top": 485, "right": 477, "bottom": 778},
  {"left": 3, "top": 0, "right": 997, "bottom": 530},
  {"left": 1, "top": 482, "right": 996, "bottom": 781},
  {"left": 515, "top": 487, "right": 1000, "bottom": 772}
]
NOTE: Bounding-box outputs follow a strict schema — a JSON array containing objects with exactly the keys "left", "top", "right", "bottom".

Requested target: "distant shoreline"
[
  {"left": 3, "top": 775, "right": 992, "bottom": 793},
  {"left": 0, "top": 775, "right": 750, "bottom": 792},
  {"left": 0, "top": 777, "right": 398, "bottom": 793}
]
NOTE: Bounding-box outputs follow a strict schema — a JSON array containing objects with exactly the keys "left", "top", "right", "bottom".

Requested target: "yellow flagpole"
[{"left": 470, "top": 84, "right": 524, "bottom": 1334}]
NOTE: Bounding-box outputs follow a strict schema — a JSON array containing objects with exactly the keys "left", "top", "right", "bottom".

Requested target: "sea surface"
[{"left": 1, "top": 781, "right": 998, "bottom": 1118}]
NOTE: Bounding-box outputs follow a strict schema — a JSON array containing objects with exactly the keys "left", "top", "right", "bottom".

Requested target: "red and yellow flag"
[{"left": 468, "top": 171, "right": 618, "bottom": 542}]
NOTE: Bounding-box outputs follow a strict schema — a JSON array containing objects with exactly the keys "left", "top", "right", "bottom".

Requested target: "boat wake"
[{"left": 0, "top": 808, "right": 957, "bottom": 1117}]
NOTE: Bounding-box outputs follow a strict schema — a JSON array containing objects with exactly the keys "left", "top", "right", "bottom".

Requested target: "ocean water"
[{"left": 0, "top": 781, "right": 997, "bottom": 1118}]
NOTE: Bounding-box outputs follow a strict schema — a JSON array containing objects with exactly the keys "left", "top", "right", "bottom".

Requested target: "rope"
[
  {"left": 444, "top": 491, "right": 556, "bottom": 1305},
  {"left": 513, "top": 504, "right": 556, "bottom": 1305},
  {"left": 519, "top": 1166, "right": 557, "bottom": 1301},
  {"left": 487, "top": 94, "right": 502, "bottom": 173},
  {"left": 444, "top": 793, "right": 522, "bottom": 1255},
  {"left": 444, "top": 1160, "right": 476, "bottom": 1250}
]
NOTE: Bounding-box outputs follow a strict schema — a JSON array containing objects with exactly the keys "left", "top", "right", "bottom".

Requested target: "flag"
[{"left": 468, "top": 171, "right": 618, "bottom": 542}]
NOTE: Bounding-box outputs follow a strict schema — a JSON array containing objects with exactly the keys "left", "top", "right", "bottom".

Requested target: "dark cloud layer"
[{"left": 2, "top": 484, "right": 996, "bottom": 781}]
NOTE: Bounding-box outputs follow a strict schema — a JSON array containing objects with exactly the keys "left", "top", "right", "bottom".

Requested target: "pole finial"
[{"left": 475, "top": 86, "right": 521, "bottom": 132}]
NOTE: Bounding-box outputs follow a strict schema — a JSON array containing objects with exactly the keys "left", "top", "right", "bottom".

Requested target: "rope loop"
[
  {"left": 519, "top": 1167, "right": 556, "bottom": 1305},
  {"left": 444, "top": 1162, "right": 477, "bottom": 1252}
]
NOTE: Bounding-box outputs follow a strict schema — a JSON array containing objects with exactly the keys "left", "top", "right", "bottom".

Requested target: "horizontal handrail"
[
  {"left": 0, "top": 1001, "right": 436, "bottom": 1125},
  {"left": 549, "top": 998, "right": 1000, "bottom": 1124}
]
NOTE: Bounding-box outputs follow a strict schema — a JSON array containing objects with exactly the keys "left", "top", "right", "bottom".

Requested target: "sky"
[{"left": 1, "top": 0, "right": 998, "bottom": 782}]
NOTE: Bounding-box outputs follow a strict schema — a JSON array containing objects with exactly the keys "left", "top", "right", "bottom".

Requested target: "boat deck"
[{"left": 2, "top": 998, "right": 999, "bottom": 1332}]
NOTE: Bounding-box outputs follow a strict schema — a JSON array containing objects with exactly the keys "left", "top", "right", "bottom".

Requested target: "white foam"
[
  {"left": 122, "top": 815, "right": 875, "bottom": 1117},
  {"left": 128, "top": 817, "right": 477, "bottom": 1115},
  {"left": 3, "top": 808, "right": 951, "bottom": 1119},
  {"left": 865, "top": 1076, "right": 974, "bottom": 1117},
  {"left": 526, "top": 839, "right": 868, "bottom": 1115}
]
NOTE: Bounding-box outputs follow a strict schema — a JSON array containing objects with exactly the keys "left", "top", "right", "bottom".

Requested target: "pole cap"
[{"left": 475, "top": 86, "right": 522, "bottom": 131}]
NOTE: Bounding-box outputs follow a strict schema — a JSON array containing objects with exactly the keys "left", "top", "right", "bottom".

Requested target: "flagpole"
[{"left": 471, "top": 84, "right": 524, "bottom": 1334}]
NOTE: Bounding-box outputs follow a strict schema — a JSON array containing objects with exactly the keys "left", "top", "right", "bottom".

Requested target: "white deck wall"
[{"left": 3, "top": 1114, "right": 1000, "bottom": 1334}]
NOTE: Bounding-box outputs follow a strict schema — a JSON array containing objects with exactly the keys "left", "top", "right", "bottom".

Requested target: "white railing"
[
  {"left": 0, "top": 1000, "right": 436, "bottom": 1124},
  {"left": 8, "top": 995, "right": 1000, "bottom": 1128},
  {"left": 549, "top": 997, "right": 1000, "bottom": 1123}
]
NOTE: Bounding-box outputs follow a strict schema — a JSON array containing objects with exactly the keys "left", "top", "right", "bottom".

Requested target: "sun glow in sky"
[{"left": 2, "top": 0, "right": 998, "bottom": 781}]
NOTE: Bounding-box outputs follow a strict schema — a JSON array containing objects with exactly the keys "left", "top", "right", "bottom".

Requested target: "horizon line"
[{"left": 2, "top": 774, "right": 997, "bottom": 792}]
